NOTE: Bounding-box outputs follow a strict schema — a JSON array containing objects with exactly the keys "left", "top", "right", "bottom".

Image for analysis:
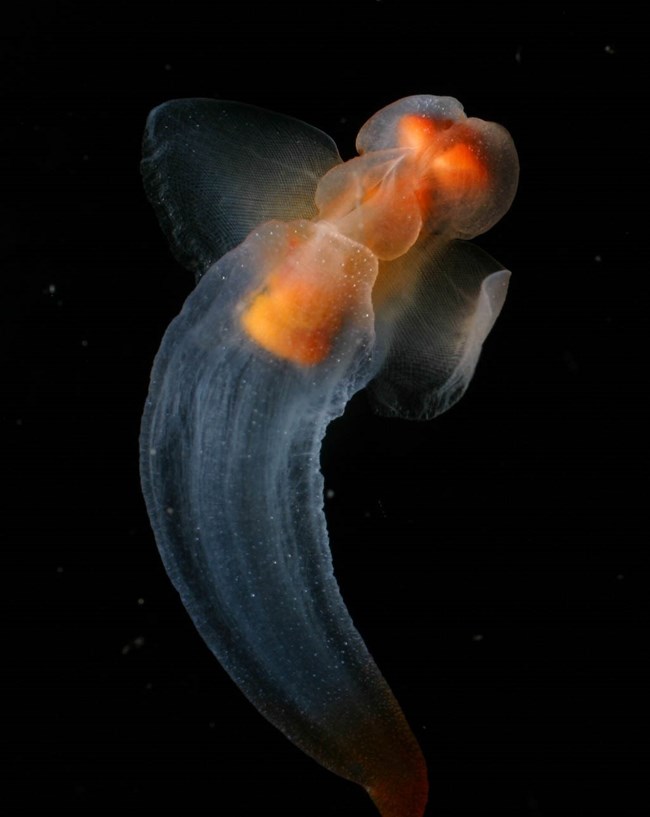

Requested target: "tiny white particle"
[{"left": 121, "top": 635, "right": 146, "bottom": 655}]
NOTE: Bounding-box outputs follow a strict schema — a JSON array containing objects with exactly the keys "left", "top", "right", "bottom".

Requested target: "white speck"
[
  {"left": 137, "top": 597, "right": 145, "bottom": 606},
  {"left": 56, "top": 565, "right": 64, "bottom": 574},
  {"left": 164, "top": 63, "right": 172, "bottom": 71},
  {"left": 472, "top": 633, "right": 484, "bottom": 641},
  {"left": 166, "top": 506, "right": 174, "bottom": 515},
  {"left": 81, "top": 339, "right": 88, "bottom": 347},
  {"left": 594, "top": 254, "right": 602, "bottom": 262},
  {"left": 48, "top": 283, "right": 56, "bottom": 295},
  {"left": 604, "top": 44, "right": 615, "bottom": 55},
  {"left": 326, "top": 488, "right": 335, "bottom": 499},
  {"left": 616, "top": 573, "right": 624, "bottom": 580},
  {"left": 121, "top": 635, "right": 146, "bottom": 655}
]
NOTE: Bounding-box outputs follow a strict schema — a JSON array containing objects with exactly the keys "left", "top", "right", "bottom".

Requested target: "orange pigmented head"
[
  {"left": 396, "top": 113, "right": 490, "bottom": 227},
  {"left": 430, "top": 141, "right": 489, "bottom": 191},
  {"left": 398, "top": 114, "right": 488, "bottom": 192},
  {"left": 397, "top": 113, "right": 452, "bottom": 152}
]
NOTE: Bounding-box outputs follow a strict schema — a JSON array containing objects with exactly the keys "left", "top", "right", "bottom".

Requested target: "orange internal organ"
[
  {"left": 430, "top": 141, "right": 488, "bottom": 192},
  {"left": 397, "top": 113, "right": 451, "bottom": 152},
  {"left": 398, "top": 113, "right": 489, "bottom": 220},
  {"left": 241, "top": 264, "right": 349, "bottom": 366}
]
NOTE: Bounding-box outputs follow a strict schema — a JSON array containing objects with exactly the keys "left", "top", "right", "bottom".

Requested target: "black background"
[{"left": 4, "top": 3, "right": 648, "bottom": 815}]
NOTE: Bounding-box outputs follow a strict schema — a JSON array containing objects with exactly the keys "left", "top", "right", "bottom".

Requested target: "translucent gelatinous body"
[{"left": 140, "top": 96, "right": 518, "bottom": 817}]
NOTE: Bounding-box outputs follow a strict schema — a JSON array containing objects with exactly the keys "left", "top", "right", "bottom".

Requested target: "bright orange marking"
[
  {"left": 241, "top": 264, "right": 348, "bottom": 366},
  {"left": 397, "top": 114, "right": 451, "bottom": 152},
  {"left": 431, "top": 141, "right": 488, "bottom": 191},
  {"left": 396, "top": 114, "right": 489, "bottom": 223}
]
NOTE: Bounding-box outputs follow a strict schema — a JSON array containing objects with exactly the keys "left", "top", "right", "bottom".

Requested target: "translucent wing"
[
  {"left": 368, "top": 238, "right": 511, "bottom": 419},
  {"left": 142, "top": 99, "right": 342, "bottom": 278}
]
